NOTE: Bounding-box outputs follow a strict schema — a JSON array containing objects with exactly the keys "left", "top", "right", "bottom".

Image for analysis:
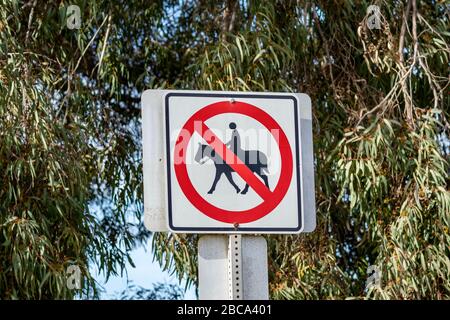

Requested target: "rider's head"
[{"left": 229, "top": 122, "right": 237, "bottom": 129}]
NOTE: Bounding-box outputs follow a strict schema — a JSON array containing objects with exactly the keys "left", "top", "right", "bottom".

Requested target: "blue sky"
[{"left": 94, "top": 237, "right": 197, "bottom": 300}]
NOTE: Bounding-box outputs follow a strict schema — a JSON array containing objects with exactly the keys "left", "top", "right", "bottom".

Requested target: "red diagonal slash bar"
[{"left": 195, "top": 121, "right": 272, "bottom": 200}]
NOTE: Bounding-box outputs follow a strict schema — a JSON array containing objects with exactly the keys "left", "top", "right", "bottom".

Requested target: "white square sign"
[{"left": 141, "top": 90, "right": 315, "bottom": 234}]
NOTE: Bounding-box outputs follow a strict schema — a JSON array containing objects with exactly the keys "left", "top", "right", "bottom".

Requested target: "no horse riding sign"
[{"left": 142, "top": 90, "right": 316, "bottom": 234}]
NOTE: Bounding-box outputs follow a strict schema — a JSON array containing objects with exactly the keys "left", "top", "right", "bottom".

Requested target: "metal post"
[
  {"left": 228, "top": 235, "right": 242, "bottom": 300},
  {"left": 199, "top": 235, "right": 268, "bottom": 300}
]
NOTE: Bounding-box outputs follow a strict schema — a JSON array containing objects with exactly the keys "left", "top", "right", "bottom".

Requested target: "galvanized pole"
[{"left": 198, "top": 235, "right": 269, "bottom": 300}]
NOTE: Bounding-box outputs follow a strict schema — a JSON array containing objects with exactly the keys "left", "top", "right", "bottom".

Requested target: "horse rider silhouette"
[{"left": 194, "top": 122, "right": 270, "bottom": 195}]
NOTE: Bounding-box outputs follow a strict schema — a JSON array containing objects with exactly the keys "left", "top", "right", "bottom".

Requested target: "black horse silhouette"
[{"left": 194, "top": 143, "right": 270, "bottom": 195}]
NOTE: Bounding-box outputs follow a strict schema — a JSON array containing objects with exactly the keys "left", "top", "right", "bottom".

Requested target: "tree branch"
[
  {"left": 398, "top": 0, "right": 411, "bottom": 64},
  {"left": 221, "top": 0, "right": 238, "bottom": 42}
]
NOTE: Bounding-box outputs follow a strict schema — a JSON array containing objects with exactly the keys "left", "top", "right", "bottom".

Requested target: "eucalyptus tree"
[{"left": 0, "top": 0, "right": 448, "bottom": 299}]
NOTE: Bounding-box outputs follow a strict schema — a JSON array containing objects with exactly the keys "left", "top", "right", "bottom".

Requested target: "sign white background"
[{"left": 166, "top": 93, "right": 303, "bottom": 233}]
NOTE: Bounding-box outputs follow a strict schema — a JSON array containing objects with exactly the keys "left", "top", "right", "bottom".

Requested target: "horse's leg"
[
  {"left": 256, "top": 168, "right": 270, "bottom": 189},
  {"left": 224, "top": 171, "right": 240, "bottom": 193},
  {"left": 260, "top": 174, "right": 269, "bottom": 189},
  {"left": 241, "top": 183, "right": 250, "bottom": 194},
  {"left": 207, "top": 169, "right": 222, "bottom": 194}
]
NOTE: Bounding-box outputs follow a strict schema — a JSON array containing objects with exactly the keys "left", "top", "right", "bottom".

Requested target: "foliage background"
[{"left": 0, "top": 0, "right": 448, "bottom": 299}]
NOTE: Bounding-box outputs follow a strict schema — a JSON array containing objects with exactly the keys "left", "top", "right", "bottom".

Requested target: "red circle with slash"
[{"left": 174, "top": 100, "right": 293, "bottom": 224}]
